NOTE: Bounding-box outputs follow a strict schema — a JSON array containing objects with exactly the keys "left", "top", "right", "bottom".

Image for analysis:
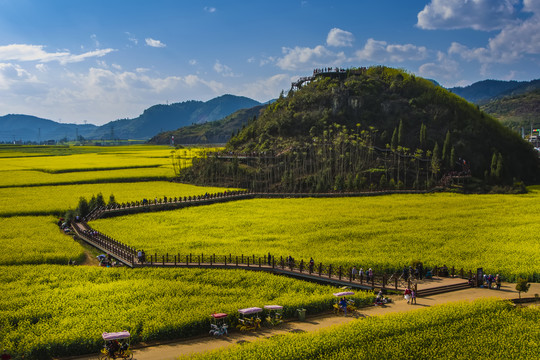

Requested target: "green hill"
[
  {"left": 148, "top": 104, "right": 266, "bottom": 145},
  {"left": 481, "top": 89, "right": 540, "bottom": 133},
  {"left": 178, "top": 66, "right": 540, "bottom": 191},
  {"left": 90, "top": 94, "right": 261, "bottom": 140}
]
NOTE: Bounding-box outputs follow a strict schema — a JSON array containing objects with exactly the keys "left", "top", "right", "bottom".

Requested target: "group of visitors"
[
  {"left": 350, "top": 267, "right": 373, "bottom": 281},
  {"left": 482, "top": 274, "right": 502, "bottom": 289},
  {"left": 402, "top": 264, "right": 425, "bottom": 280}
]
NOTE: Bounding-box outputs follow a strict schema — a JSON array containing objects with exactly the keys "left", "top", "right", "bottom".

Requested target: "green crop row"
[
  {"left": 184, "top": 299, "right": 540, "bottom": 360},
  {"left": 0, "top": 265, "right": 374, "bottom": 359},
  {"left": 91, "top": 189, "right": 540, "bottom": 281}
]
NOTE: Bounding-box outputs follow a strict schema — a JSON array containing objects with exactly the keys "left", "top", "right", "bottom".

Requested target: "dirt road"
[{"left": 68, "top": 281, "right": 539, "bottom": 360}]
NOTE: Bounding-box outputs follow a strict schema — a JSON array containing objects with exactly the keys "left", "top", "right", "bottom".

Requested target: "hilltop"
[{"left": 179, "top": 66, "right": 539, "bottom": 191}]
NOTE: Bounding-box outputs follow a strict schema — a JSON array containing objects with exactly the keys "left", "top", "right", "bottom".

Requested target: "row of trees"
[
  {"left": 64, "top": 193, "right": 116, "bottom": 222},
  {"left": 177, "top": 123, "right": 466, "bottom": 192}
]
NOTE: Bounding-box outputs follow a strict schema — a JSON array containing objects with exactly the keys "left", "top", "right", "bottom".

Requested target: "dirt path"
[{"left": 68, "top": 282, "right": 539, "bottom": 360}]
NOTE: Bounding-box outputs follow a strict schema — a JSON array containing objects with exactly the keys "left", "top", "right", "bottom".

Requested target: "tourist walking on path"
[{"left": 404, "top": 288, "right": 412, "bottom": 304}]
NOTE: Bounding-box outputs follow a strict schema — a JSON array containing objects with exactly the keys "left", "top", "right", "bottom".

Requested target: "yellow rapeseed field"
[
  {"left": 0, "top": 216, "right": 85, "bottom": 265},
  {"left": 0, "top": 265, "right": 373, "bottom": 359},
  {"left": 92, "top": 190, "right": 540, "bottom": 281},
  {"left": 184, "top": 299, "right": 540, "bottom": 360}
]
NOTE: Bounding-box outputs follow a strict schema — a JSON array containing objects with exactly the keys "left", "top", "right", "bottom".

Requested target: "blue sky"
[{"left": 1, "top": 0, "right": 540, "bottom": 125}]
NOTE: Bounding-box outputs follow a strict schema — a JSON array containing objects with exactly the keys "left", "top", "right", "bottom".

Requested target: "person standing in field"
[
  {"left": 268, "top": 252, "right": 271, "bottom": 265},
  {"left": 495, "top": 274, "right": 502, "bottom": 290},
  {"left": 411, "top": 289, "right": 417, "bottom": 304}
]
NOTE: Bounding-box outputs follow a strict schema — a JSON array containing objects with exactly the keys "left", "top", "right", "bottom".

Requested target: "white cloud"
[
  {"left": 145, "top": 38, "right": 166, "bottom": 48},
  {"left": 326, "top": 28, "right": 354, "bottom": 47},
  {"left": 276, "top": 45, "right": 346, "bottom": 71},
  {"left": 90, "top": 34, "right": 100, "bottom": 48},
  {"left": 0, "top": 44, "right": 115, "bottom": 64},
  {"left": 259, "top": 56, "right": 276, "bottom": 66},
  {"left": 35, "top": 63, "right": 47, "bottom": 72},
  {"left": 213, "top": 60, "right": 236, "bottom": 77},
  {"left": 419, "top": 51, "right": 460, "bottom": 81},
  {"left": 189, "top": 59, "right": 197, "bottom": 65},
  {"left": 448, "top": 4, "right": 540, "bottom": 64},
  {"left": 356, "top": 38, "right": 428, "bottom": 62},
  {"left": 417, "top": 0, "right": 519, "bottom": 31},
  {"left": 125, "top": 32, "right": 138, "bottom": 46},
  {"left": 238, "top": 74, "right": 291, "bottom": 101},
  {"left": 204, "top": 6, "right": 217, "bottom": 13},
  {"left": 112, "top": 63, "right": 122, "bottom": 70},
  {"left": 0, "top": 63, "right": 37, "bottom": 90}
]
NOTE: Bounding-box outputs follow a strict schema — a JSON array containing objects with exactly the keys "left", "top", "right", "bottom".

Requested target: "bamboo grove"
[{"left": 173, "top": 122, "right": 467, "bottom": 192}]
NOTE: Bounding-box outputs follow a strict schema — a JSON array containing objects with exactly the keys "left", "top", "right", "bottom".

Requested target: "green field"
[
  {"left": 0, "top": 265, "right": 374, "bottom": 359},
  {"left": 91, "top": 190, "right": 540, "bottom": 281},
  {"left": 184, "top": 299, "right": 540, "bottom": 360}
]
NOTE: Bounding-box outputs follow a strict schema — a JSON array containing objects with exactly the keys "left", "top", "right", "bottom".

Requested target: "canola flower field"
[
  {"left": 91, "top": 190, "right": 540, "bottom": 281},
  {"left": 0, "top": 265, "right": 374, "bottom": 359},
  {"left": 1, "top": 144, "right": 539, "bottom": 359},
  {"left": 0, "top": 167, "right": 174, "bottom": 187},
  {"left": 0, "top": 181, "right": 239, "bottom": 216},
  {"left": 184, "top": 299, "right": 540, "bottom": 360},
  {"left": 0, "top": 216, "right": 86, "bottom": 265}
]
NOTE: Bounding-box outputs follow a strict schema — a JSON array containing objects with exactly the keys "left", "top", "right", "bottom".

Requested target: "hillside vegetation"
[
  {"left": 449, "top": 78, "right": 540, "bottom": 104},
  {"left": 481, "top": 89, "right": 540, "bottom": 133},
  {"left": 179, "top": 66, "right": 539, "bottom": 191}
]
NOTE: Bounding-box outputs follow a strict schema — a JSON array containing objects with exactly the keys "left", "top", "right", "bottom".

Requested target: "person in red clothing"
[
  {"left": 404, "top": 287, "right": 412, "bottom": 304},
  {"left": 1, "top": 349, "right": 12, "bottom": 360}
]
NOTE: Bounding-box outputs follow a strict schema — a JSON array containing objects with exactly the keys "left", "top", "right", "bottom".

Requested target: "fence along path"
[{"left": 72, "top": 219, "right": 471, "bottom": 295}]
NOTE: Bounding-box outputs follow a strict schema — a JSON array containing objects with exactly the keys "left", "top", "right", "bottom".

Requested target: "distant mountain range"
[
  {"left": 448, "top": 79, "right": 540, "bottom": 104},
  {"left": 0, "top": 94, "right": 261, "bottom": 143}
]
